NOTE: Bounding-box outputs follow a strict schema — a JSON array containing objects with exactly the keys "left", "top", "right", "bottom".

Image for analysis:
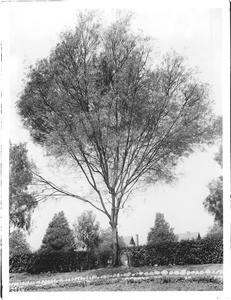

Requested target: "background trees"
[
  {"left": 9, "top": 230, "right": 31, "bottom": 257},
  {"left": 17, "top": 11, "right": 219, "bottom": 266},
  {"left": 147, "top": 212, "right": 177, "bottom": 244},
  {"left": 203, "top": 176, "right": 223, "bottom": 227},
  {"left": 203, "top": 145, "right": 223, "bottom": 227},
  {"left": 73, "top": 210, "right": 100, "bottom": 252},
  {"left": 9, "top": 143, "right": 38, "bottom": 231},
  {"left": 40, "top": 211, "right": 74, "bottom": 252}
]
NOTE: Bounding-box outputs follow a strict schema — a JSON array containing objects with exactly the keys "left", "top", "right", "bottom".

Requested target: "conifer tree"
[
  {"left": 40, "top": 211, "right": 74, "bottom": 252},
  {"left": 147, "top": 212, "right": 176, "bottom": 244}
]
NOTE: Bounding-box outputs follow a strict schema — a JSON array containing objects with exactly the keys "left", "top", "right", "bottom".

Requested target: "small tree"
[
  {"left": 40, "top": 211, "right": 74, "bottom": 252},
  {"left": 147, "top": 212, "right": 177, "bottom": 244},
  {"left": 9, "top": 143, "right": 37, "bottom": 231},
  {"left": 9, "top": 230, "right": 31, "bottom": 257},
  {"left": 73, "top": 210, "right": 100, "bottom": 252}
]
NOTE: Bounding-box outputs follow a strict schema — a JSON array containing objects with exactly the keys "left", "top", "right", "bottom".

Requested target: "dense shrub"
[
  {"left": 145, "top": 241, "right": 177, "bottom": 266},
  {"left": 128, "top": 246, "right": 146, "bottom": 267},
  {"left": 200, "top": 234, "right": 223, "bottom": 264},
  {"left": 96, "top": 250, "right": 111, "bottom": 268},
  {"left": 10, "top": 235, "right": 223, "bottom": 273},
  {"left": 10, "top": 253, "right": 35, "bottom": 273},
  {"left": 10, "top": 250, "right": 97, "bottom": 274},
  {"left": 129, "top": 236, "right": 223, "bottom": 267},
  {"left": 175, "top": 240, "right": 203, "bottom": 265}
]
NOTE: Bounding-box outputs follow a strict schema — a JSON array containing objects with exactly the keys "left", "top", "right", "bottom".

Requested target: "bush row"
[
  {"left": 10, "top": 250, "right": 97, "bottom": 274},
  {"left": 10, "top": 234, "right": 223, "bottom": 273},
  {"left": 128, "top": 235, "right": 223, "bottom": 267}
]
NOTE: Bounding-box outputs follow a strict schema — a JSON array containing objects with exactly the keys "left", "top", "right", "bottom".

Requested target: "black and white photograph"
[{"left": 1, "top": 0, "right": 230, "bottom": 299}]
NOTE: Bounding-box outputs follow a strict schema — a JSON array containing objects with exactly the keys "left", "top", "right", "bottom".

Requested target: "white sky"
[{"left": 7, "top": 3, "right": 223, "bottom": 250}]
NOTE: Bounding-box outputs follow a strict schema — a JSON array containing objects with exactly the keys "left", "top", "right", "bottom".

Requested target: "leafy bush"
[
  {"left": 145, "top": 241, "right": 177, "bottom": 266},
  {"left": 129, "top": 236, "right": 223, "bottom": 267},
  {"left": 174, "top": 240, "right": 203, "bottom": 265},
  {"left": 200, "top": 234, "right": 223, "bottom": 264},
  {"left": 129, "top": 246, "right": 146, "bottom": 267},
  {"left": 10, "top": 253, "right": 35, "bottom": 273},
  {"left": 10, "top": 250, "right": 97, "bottom": 274}
]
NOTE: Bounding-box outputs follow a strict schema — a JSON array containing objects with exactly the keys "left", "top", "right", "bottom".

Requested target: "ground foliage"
[{"left": 10, "top": 275, "right": 222, "bottom": 292}]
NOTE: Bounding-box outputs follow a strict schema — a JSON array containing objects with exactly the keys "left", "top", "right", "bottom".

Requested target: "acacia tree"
[
  {"left": 147, "top": 212, "right": 176, "bottom": 244},
  {"left": 17, "top": 12, "right": 219, "bottom": 266},
  {"left": 9, "top": 143, "right": 37, "bottom": 231}
]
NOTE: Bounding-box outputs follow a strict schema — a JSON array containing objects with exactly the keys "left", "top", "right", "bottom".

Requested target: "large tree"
[
  {"left": 40, "top": 211, "right": 74, "bottom": 252},
  {"left": 17, "top": 11, "right": 218, "bottom": 266},
  {"left": 73, "top": 210, "right": 100, "bottom": 252},
  {"left": 147, "top": 212, "right": 176, "bottom": 244},
  {"left": 9, "top": 143, "right": 37, "bottom": 231}
]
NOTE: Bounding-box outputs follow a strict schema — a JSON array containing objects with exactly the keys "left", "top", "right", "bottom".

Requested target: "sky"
[{"left": 7, "top": 3, "right": 223, "bottom": 250}]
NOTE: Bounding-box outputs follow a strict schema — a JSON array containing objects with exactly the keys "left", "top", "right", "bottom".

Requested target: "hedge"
[
  {"left": 10, "top": 235, "right": 223, "bottom": 273},
  {"left": 129, "top": 235, "right": 223, "bottom": 267},
  {"left": 10, "top": 250, "right": 97, "bottom": 274}
]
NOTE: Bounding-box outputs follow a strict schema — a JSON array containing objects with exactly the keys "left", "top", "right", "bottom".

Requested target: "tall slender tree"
[
  {"left": 73, "top": 210, "right": 100, "bottom": 252},
  {"left": 17, "top": 11, "right": 219, "bottom": 266},
  {"left": 9, "top": 143, "right": 37, "bottom": 231}
]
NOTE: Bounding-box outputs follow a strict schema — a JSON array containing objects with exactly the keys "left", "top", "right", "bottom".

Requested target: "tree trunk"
[{"left": 111, "top": 224, "right": 121, "bottom": 267}]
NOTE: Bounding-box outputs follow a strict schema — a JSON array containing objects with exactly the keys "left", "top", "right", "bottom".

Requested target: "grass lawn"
[
  {"left": 30, "top": 280, "right": 222, "bottom": 291},
  {"left": 10, "top": 264, "right": 223, "bottom": 291}
]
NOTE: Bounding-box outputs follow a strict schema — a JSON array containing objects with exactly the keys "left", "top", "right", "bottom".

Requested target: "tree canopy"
[
  {"left": 147, "top": 212, "right": 177, "bottom": 244},
  {"left": 40, "top": 211, "right": 74, "bottom": 252},
  {"left": 17, "top": 11, "right": 219, "bottom": 265},
  {"left": 9, "top": 143, "right": 38, "bottom": 231},
  {"left": 73, "top": 210, "right": 100, "bottom": 252}
]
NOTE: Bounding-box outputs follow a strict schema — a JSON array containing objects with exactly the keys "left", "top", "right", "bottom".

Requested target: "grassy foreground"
[
  {"left": 10, "top": 264, "right": 223, "bottom": 291},
  {"left": 28, "top": 280, "right": 222, "bottom": 291}
]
